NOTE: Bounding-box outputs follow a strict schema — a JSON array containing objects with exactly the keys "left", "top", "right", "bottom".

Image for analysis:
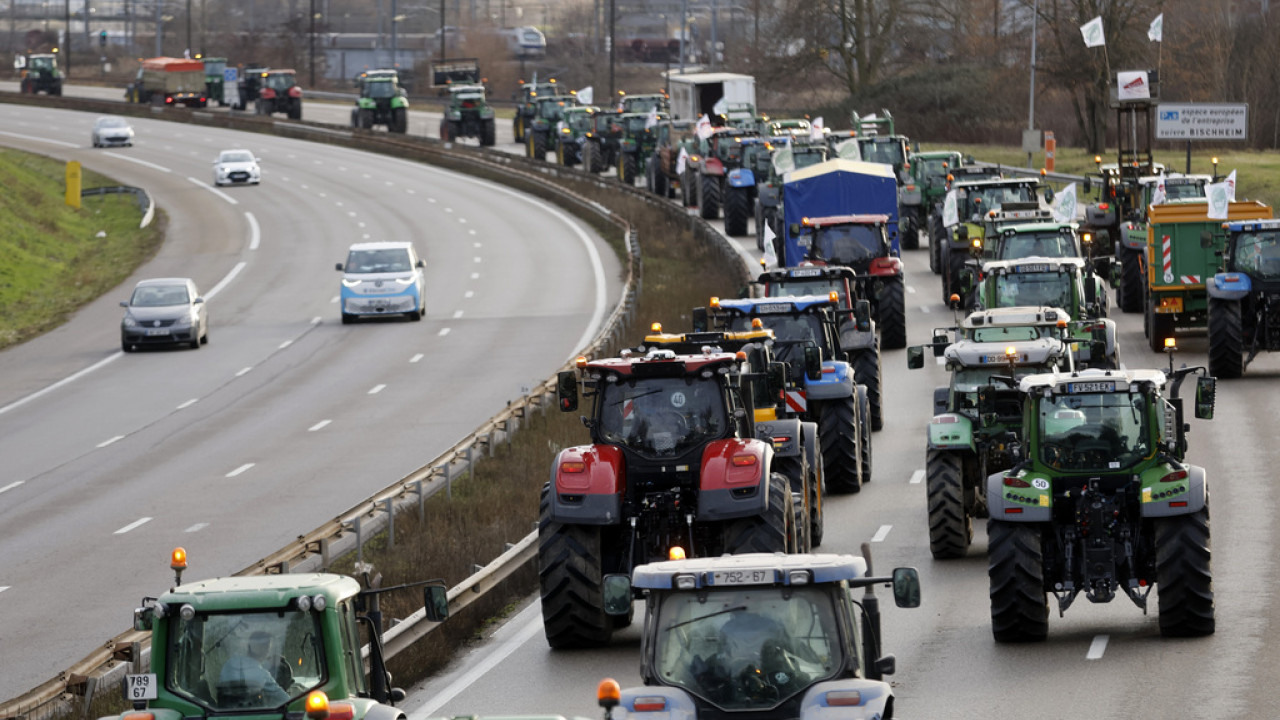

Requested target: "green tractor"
[
  {"left": 17, "top": 53, "right": 62, "bottom": 95},
  {"left": 201, "top": 57, "right": 228, "bottom": 106},
  {"left": 513, "top": 78, "right": 559, "bottom": 142},
  {"left": 99, "top": 549, "right": 449, "bottom": 720},
  {"left": 525, "top": 94, "right": 578, "bottom": 161},
  {"left": 352, "top": 69, "right": 410, "bottom": 133},
  {"left": 556, "top": 105, "right": 599, "bottom": 166},
  {"left": 581, "top": 109, "right": 623, "bottom": 175},
  {"left": 985, "top": 357, "right": 1217, "bottom": 641},
  {"left": 618, "top": 91, "right": 669, "bottom": 115},
  {"left": 440, "top": 82, "right": 496, "bottom": 144},
  {"left": 902, "top": 150, "right": 965, "bottom": 251},
  {"left": 616, "top": 111, "right": 668, "bottom": 186}
]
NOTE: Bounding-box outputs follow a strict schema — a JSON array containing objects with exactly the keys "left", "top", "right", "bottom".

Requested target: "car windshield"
[
  {"left": 992, "top": 271, "right": 1073, "bottom": 310},
  {"left": 131, "top": 284, "right": 189, "bottom": 307},
  {"left": 166, "top": 608, "right": 324, "bottom": 711},
  {"left": 859, "top": 139, "right": 904, "bottom": 166},
  {"left": 1234, "top": 230, "right": 1280, "bottom": 279},
  {"left": 598, "top": 377, "right": 728, "bottom": 458},
  {"left": 366, "top": 80, "right": 397, "bottom": 98},
  {"left": 97, "top": 117, "right": 129, "bottom": 128},
  {"left": 219, "top": 151, "right": 253, "bottom": 163},
  {"left": 807, "top": 224, "right": 884, "bottom": 264},
  {"left": 652, "top": 586, "right": 843, "bottom": 711},
  {"left": 1040, "top": 390, "right": 1149, "bottom": 471},
  {"left": 999, "top": 232, "right": 1077, "bottom": 260},
  {"left": 346, "top": 248, "right": 412, "bottom": 273}
]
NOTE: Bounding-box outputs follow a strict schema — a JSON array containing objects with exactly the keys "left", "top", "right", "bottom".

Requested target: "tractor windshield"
[
  {"left": 167, "top": 608, "right": 325, "bottom": 711},
  {"left": 858, "top": 139, "right": 905, "bottom": 166},
  {"left": 963, "top": 184, "right": 1037, "bottom": 219},
  {"left": 31, "top": 56, "right": 56, "bottom": 71},
  {"left": 969, "top": 325, "right": 1048, "bottom": 343},
  {"left": 1162, "top": 178, "right": 1208, "bottom": 201},
  {"left": 806, "top": 224, "right": 885, "bottom": 264},
  {"left": 765, "top": 279, "right": 844, "bottom": 302},
  {"left": 598, "top": 377, "right": 728, "bottom": 458},
  {"left": 366, "top": 80, "right": 397, "bottom": 99},
  {"left": 538, "top": 99, "right": 568, "bottom": 121},
  {"left": 917, "top": 157, "right": 955, "bottom": 185},
  {"left": 952, "top": 366, "right": 1038, "bottom": 394},
  {"left": 792, "top": 148, "right": 828, "bottom": 170},
  {"left": 1039, "top": 390, "right": 1150, "bottom": 471},
  {"left": 728, "top": 313, "right": 826, "bottom": 364},
  {"left": 992, "top": 271, "right": 1073, "bottom": 310},
  {"left": 1233, "top": 230, "right": 1280, "bottom": 279},
  {"left": 567, "top": 112, "right": 594, "bottom": 132},
  {"left": 651, "top": 585, "right": 843, "bottom": 711},
  {"left": 204, "top": 60, "right": 226, "bottom": 75},
  {"left": 265, "top": 74, "right": 296, "bottom": 91},
  {"left": 998, "top": 232, "right": 1077, "bottom": 260}
]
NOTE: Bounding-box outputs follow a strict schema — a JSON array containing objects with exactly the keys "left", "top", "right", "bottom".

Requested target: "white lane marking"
[
  {"left": 0, "top": 130, "right": 78, "bottom": 148},
  {"left": 203, "top": 261, "right": 246, "bottom": 300},
  {"left": 235, "top": 367, "right": 253, "bottom": 377},
  {"left": 385, "top": 180, "right": 394, "bottom": 186},
  {"left": 909, "top": 469, "right": 925, "bottom": 484},
  {"left": 438, "top": 328, "right": 451, "bottom": 337},
  {"left": 0, "top": 353, "right": 121, "bottom": 417},
  {"left": 871, "top": 525, "right": 892, "bottom": 543},
  {"left": 177, "top": 398, "right": 199, "bottom": 409},
  {"left": 114, "top": 517, "right": 152, "bottom": 535},
  {"left": 185, "top": 523, "right": 209, "bottom": 533},
  {"left": 279, "top": 340, "right": 293, "bottom": 349},
  {"left": 309, "top": 420, "right": 332, "bottom": 432},
  {"left": 312, "top": 317, "right": 322, "bottom": 325},
  {"left": 0, "top": 586, "right": 9, "bottom": 594},
  {"left": 245, "top": 211, "right": 261, "bottom": 250},
  {"left": 97, "top": 435, "right": 126, "bottom": 448},
  {"left": 226, "top": 463, "right": 255, "bottom": 478},
  {"left": 187, "top": 176, "right": 239, "bottom": 205},
  {"left": 368, "top": 384, "right": 386, "bottom": 395},
  {"left": 469, "top": 229, "right": 477, "bottom": 235},
  {"left": 906, "top": 285, "right": 916, "bottom": 294},
  {"left": 406, "top": 188, "right": 416, "bottom": 194},
  {"left": 444, "top": 207, "right": 453, "bottom": 213},
  {"left": 473, "top": 242, "right": 482, "bottom": 248},
  {"left": 473, "top": 256, "right": 482, "bottom": 263},
  {"left": 1086, "top": 635, "right": 1109, "bottom": 660},
  {"left": 103, "top": 150, "right": 171, "bottom": 170},
  {"left": 428, "top": 197, "right": 437, "bottom": 203},
  {"left": 458, "top": 217, "right": 468, "bottom": 224},
  {"left": 920, "top": 305, "right": 931, "bottom": 314},
  {"left": 452, "top": 310, "right": 463, "bottom": 319},
  {"left": 410, "top": 353, "right": 424, "bottom": 363},
  {"left": 330, "top": 296, "right": 340, "bottom": 304},
  {"left": 464, "top": 291, "right": 474, "bottom": 298},
  {"left": 348, "top": 211, "right": 358, "bottom": 217},
  {"left": 407, "top": 604, "right": 544, "bottom": 720},
  {"left": 1, "top": 481, "right": 26, "bottom": 494},
  {"left": 470, "top": 273, "right": 479, "bottom": 280}
]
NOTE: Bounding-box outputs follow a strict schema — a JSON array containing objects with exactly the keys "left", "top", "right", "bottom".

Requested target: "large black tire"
[
  {"left": 581, "top": 143, "right": 597, "bottom": 174},
  {"left": 556, "top": 141, "right": 568, "bottom": 166},
  {"left": 723, "top": 473, "right": 792, "bottom": 554},
  {"left": 391, "top": 108, "right": 408, "bottom": 134},
  {"left": 513, "top": 114, "right": 524, "bottom": 143},
  {"left": 530, "top": 132, "right": 547, "bottom": 161},
  {"left": 818, "top": 398, "right": 862, "bottom": 494},
  {"left": 877, "top": 276, "right": 908, "bottom": 350},
  {"left": 537, "top": 486, "right": 612, "bottom": 648},
  {"left": 1146, "top": 300, "right": 1175, "bottom": 352},
  {"left": 480, "top": 118, "right": 496, "bottom": 146},
  {"left": 772, "top": 454, "right": 811, "bottom": 553},
  {"left": 901, "top": 213, "right": 919, "bottom": 250},
  {"left": 929, "top": 214, "right": 945, "bottom": 275},
  {"left": 651, "top": 158, "right": 669, "bottom": 197},
  {"left": 1117, "top": 247, "right": 1144, "bottom": 313},
  {"left": 851, "top": 346, "right": 883, "bottom": 432},
  {"left": 682, "top": 170, "right": 698, "bottom": 207},
  {"left": 808, "top": 449, "right": 825, "bottom": 548},
  {"left": 944, "top": 247, "right": 968, "bottom": 306},
  {"left": 1155, "top": 506, "right": 1215, "bottom": 637},
  {"left": 1207, "top": 297, "right": 1243, "bottom": 379},
  {"left": 987, "top": 520, "right": 1049, "bottom": 642},
  {"left": 360, "top": 109, "right": 374, "bottom": 130},
  {"left": 925, "top": 449, "right": 971, "bottom": 559},
  {"left": 855, "top": 384, "right": 872, "bottom": 485},
  {"left": 723, "top": 186, "right": 750, "bottom": 236},
  {"left": 618, "top": 152, "right": 637, "bottom": 185},
  {"left": 288, "top": 99, "right": 302, "bottom": 120},
  {"left": 699, "top": 174, "right": 721, "bottom": 219}
]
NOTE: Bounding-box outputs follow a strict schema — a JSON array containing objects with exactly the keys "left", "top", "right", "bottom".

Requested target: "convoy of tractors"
[{"left": 25, "top": 54, "right": 1270, "bottom": 720}]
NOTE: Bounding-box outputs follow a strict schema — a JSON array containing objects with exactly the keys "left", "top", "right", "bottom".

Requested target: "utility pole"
[
  {"left": 1027, "top": 0, "right": 1038, "bottom": 168},
  {"left": 154, "top": 0, "right": 162, "bottom": 57},
  {"left": 439, "top": 0, "right": 445, "bottom": 60},
  {"left": 186, "top": 0, "right": 192, "bottom": 55},
  {"left": 607, "top": 0, "right": 615, "bottom": 97},
  {"left": 309, "top": 0, "right": 317, "bottom": 86},
  {"left": 63, "top": 0, "right": 70, "bottom": 78},
  {"left": 678, "top": 0, "right": 686, "bottom": 73},
  {"left": 391, "top": 0, "right": 397, "bottom": 68}
]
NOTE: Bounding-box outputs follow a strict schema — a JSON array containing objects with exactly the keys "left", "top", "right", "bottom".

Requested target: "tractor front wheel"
[
  {"left": 1146, "top": 300, "right": 1176, "bottom": 352},
  {"left": 926, "top": 449, "right": 971, "bottom": 559},
  {"left": 699, "top": 174, "right": 721, "bottom": 219},
  {"left": 1207, "top": 297, "right": 1243, "bottom": 378},
  {"left": 855, "top": 384, "right": 873, "bottom": 485},
  {"left": 480, "top": 118, "right": 496, "bottom": 146},
  {"left": 877, "top": 275, "right": 908, "bottom": 350},
  {"left": 987, "top": 520, "right": 1049, "bottom": 642},
  {"left": 818, "top": 398, "right": 862, "bottom": 494},
  {"left": 537, "top": 485, "right": 613, "bottom": 648},
  {"left": 618, "top": 152, "right": 637, "bottom": 185},
  {"left": 901, "top": 213, "right": 920, "bottom": 250},
  {"left": 851, "top": 345, "right": 883, "bottom": 432},
  {"left": 1117, "top": 247, "right": 1144, "bottom": 313},
  {"left": 723, "top": 186, "right": 750, "bottom": 237},
  {"left": 929, "top": 213, "right": 945, "bottom": 274},
  {"left": 391, "top": 107, "right": 408, "bottom": 133}
]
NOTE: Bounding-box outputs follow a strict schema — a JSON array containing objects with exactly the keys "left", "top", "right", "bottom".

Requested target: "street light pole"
[
  {"left": 439, "top": 0, "right": 445, "bottom": 60},
  {"left": 608, "top": 0, "right": 615, "bottom": 97},
  {"left": 1027, "top": 0, "right": 1038, "bottom": 168},
  {"left": 186, "top": 0, "right": 191, "bottom": 55},
  {"left": 391, "top": 0, "right": 398, "bottom": 68},
  {"left": 63, "top": 0, "right": 70, "bottom": 78},
  {"left": 309, "top": 0, "right": 316, "bottom": 86}
]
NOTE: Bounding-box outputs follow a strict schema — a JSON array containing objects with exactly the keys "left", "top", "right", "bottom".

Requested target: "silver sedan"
[
  {"left": 120, "top": 278, "right": 209, "bottom": 352},
  {"left": 91, "top": 116, "right": 134, "bottom": 148}
]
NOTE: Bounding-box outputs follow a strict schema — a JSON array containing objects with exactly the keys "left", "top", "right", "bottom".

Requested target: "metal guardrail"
[{"left": 79, "top": 185, "right": 155, "bottom": 228}]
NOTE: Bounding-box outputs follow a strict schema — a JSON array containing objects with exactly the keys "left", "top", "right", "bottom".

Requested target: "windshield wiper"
[{"left": 665, "top": 605, "right": 746, "bottom": 631}]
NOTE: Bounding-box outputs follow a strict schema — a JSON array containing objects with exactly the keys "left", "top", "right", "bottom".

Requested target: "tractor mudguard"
[
  {"left": 802, "top": 421, "right": 820, "bottom": 474},
  {"left": 900, "top": 185, "right": 923, "bottom": 207},
  {"left": 804, "top": 361, "right": 855, "bottom": 400},
  {"left": 391, "top": 96, "right": 409, "bottom": 110},
  {"left": 620, "top": 686, "right": 697, "bottom": 720},
  {"left": 758, "top": 185, "right": 779, "bottom": 207},
  {"left": 927, "top": 413, "right": 974, "bottom": 451},
  {"left": 1208, "top": 272, "right": 1251, "bottom": 301},
  {"left": 697, "top": 438, "right": 771, "bottom": 521},
  {"left": 755, "top": 418, "right": 803, "bottom": 458},
  {"left": 867, "top": 256, "right": 903, "bottom": 277},
  {"left": 1122, "top": 226, "right": 1147, "bottom": 251},
  {"left": 546, "top": 445, "right": 624, "bottom": 524},
  {"left": 703, "top": 157, "right": 726, "bottom": 176},
  {"left": 986, "top": 469, "right": 1052, "bottom": 522},
  {"left": 799, "top": 678, "right": 894, "bottom": 720},
  {"left": 357, "top": 97, "right": 374, "bottom": 110},
  {"left": 365, "top": 703, "right": 407, "bottom": 720},
  {"left": 838, "top": 324, "right": 876, "bottom": 353},
  {"left": 1142, "top": 464, "right": 1207, "bottom": 517},
  {"left": 1086, "top": 203, "right": 1117, "bottom": 228},
  {"left": 728, "top": 167, "right": 756, "bottom": 188}
]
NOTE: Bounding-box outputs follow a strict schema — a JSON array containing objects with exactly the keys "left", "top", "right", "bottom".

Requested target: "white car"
[
  {"left": 336, "top": 242, "right": 427, "bottom": 323},
  {"left": 213, "top": 149, "right": 261, "bottom": 186},
  {"left": 91, "top": 116, "right": 134, "bottom": 147}
]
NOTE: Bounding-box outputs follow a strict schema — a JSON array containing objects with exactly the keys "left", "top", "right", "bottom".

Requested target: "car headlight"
[
  {"left": 122, "top": 316, "right": 138, "bottom": 328},
  {"left": 394, "top": 277, "right": 415, "bottom": 286},
  {"left": 172, "top": 314, "right": 193, "bottom": 328},
  {"left": 342, "top": 278, "right": 363, "bottom": 288}
]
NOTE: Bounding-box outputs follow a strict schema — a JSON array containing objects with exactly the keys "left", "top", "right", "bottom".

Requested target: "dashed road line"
[
  {"left": 871, "top": 525, "right": 892, "bottom": 543},
  {"left": 438, "top": 328, "right": 451, "bottom": 337},
  {"left": 410, "top": 354, "right": 424, "bottom": 363},
  {"left": 186, "top": 176, "right": 238, "bottom": 205},
  {"left": 309, "top": 420, "right": 332, "bottom": 432},
  {"left": 0, "top": 481, "right": 26, "bottom": 494},
  {"left": 185, "top": 523, "right": 209, "bottom": 533},
  {"left": 235, "top": 367, "right": 253, "bottom": 377},
  {"left": 114, "top": 517, "right": 153, "bottom": 535},
  {"left": 464, "top": 291, "right": 474, "bottom": 298},
  {"left": 226, "top": 463, "right": 255, "bottom": 478},
  {"left": 1086, "top": 635, "right": 1109, "bottom": 660},
  {"left": 453, "top": 310, "right": 464, "bottom": 318},
  {"left": 97, "top": 435, "right": 125, "bottom": 448},
  {"left": 278, "top": 340, "right": 293, "bottom": 349},
  {"left": 909, "top": 469, "right": 925, "bottom": 484},
  {"left": 103, "top": 150, "right": 170, "bottom": 170},
  {"left": 368, "top": 384, "right": 386, "bottom": 395},
  {"left": 177, "top": 398, "right": 198, "bottom": 409}
]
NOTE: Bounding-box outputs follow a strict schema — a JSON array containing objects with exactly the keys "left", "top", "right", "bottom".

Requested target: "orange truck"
[{"left": 125, "top": 57, "right": 208, "bottom": 107}]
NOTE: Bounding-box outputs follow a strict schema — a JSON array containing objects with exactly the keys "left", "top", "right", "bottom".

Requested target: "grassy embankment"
[{"left": 0, "top": 148, "right": 164, "bottom": 350}]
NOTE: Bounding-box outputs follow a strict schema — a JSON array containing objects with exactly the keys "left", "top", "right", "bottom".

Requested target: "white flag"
[
  {"left": 771, "top": 146, "right": 795, "bottom": 177},
  {"left": 942, "top": 189, "right": 959, "bottom": 227},
  {"left": 809, "top": 116, "right": 825, "bottom": 142},
  {"left": 645, "top": 106, "right": 659, "bottom": 130},
  {"left": 1080, "top": 16, "right": 1105, "bottom": 48},
  {"left": 1151, "top": 176, "right": 1167, "bottom": 206},
  {"left": 675, "top": 147, "right": 689, "bottom": 175},
  {"left": 762, "top": 224, "right": 778, "bottom": 268},
  {"left": 1148, "top": 13, "right": 1163, "bottom": 43},
  {"left": 835, "top": 138, "right": 861, "bottom": 160},
  {"left": 1206, "top": 181, "right": 1231, "bottom": 220},
  {"left": 576, "top": 85, "right": 593, "bottom": 105},
  {"left": 712, "top": 97, "right": 728, "bottom": 117},
  {"left": 1051, "top": 182, "right": 1079, "bottom": 223},
  {"left": 696, "top": 114, "right": 714, "bottom": 140},
  {"left": 1225, "top": 169, "right": 1237, "bottom": 202}
]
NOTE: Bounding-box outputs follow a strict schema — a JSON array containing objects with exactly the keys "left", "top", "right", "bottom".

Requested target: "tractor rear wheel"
[
  {"left": 878, "top": 275, "right": 908, "bottom": 350},
  {"left": 807, "top": 443, "right": 825, "bottom": 547},
  {"left": 1207, "top": 297, "right": 1243, "bottom": 378},
  {"left": 987, "top": 520, "right": 1049, "bottom": 642},
  {"left": 944, "top": 248, "right": 969, "bottom": 306},
  {"left": 391, "top": 108, "right": 408, "bottom": 134},
  {"left": 818, "top": 398, "right": 862, "bottom": 494},
  {"left": 513, "top": 115, "right": 524, "bottom": 143},
  {"left": 723, "top": 187, "right": 750, "bottom": 236},
  {"left": 929, "top": 213, "right": 945, "bottom": 275},
  {"left": 618, "top": 152, "right": 637, "bottom": 185},
  {"left": 530, "top": 132, "right": 547, "bottom": 161},
  {"left": 537, "top": 485, "right": 613, "bottom": 648},
  {"left": 901, "top": 213, "right": 919, "bottom": 250},
  {"left": 851, "top": 345, "right": 883, "bottom": 432},
  {"left": 288, "top": 98, "right": 302, "bottom": 120},
  {"left": 651, "top": 157, "right": 669, "bottom": 197},
  {"left": 556, "top": 142, "right": 567, "bottom": 166},
  {"left": 581, "top": 143, "right": 597, "bottom": 173},
  {"left": 723, "top": 473, "right": 792, "bottom": 554},
  {"left": 1117, "top": 247, "right": 1144, "bottom": 313},
  {"left": 360, "top": 109, "right": 374, "bottom": 130},
  {"left": 480, "top": 118, "right": 496, "bottom": 146},
  {"left": 682, "top": 170, "right": 698, "bottom": 207},
  {"left": 926, "top": 449, "right": 971, "bottom": 559},
  {"left": 1155, "top": 506, "right": 1215, "bottom": 637},
  {"left": 699, "top": 175, "right": 721, "bottom": 219},
  {"left": 855, "top": 384, "right": 873, "bottom": 485},
  {"left": 772, "top": 454, "right": 809, "bottom": 552}
]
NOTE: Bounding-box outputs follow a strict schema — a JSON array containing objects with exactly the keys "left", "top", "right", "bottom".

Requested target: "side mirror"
[
  {"left": 803, "top": 345, "right": 823, "bottom": 381},
  {"left": 1195, "top": 375, "right": 1216, "bottom": 420},
  {"left": 1044, "top": 186, "right": 1055, "bottom": 203},
  {"left": 423, "top": 584, "right": 449, "bottom": 623},
  {"left": 335, "top": 263, "right": 345, "bottom": 271},
  {"left": 892, "top": 567, "right": 921, "bottom": 608},
  {"left": 691, "top": 306, "right": 709, "bottom": 333},
  {"left": 602, "top": 574, "right": 633, "bottom": 616},
  {"left": 133, "top": 606, "right": 155, "bottom": 632},
  {"left": 120, "top": 300, "right": 130, "bottom": 308},
  {"left": 556, "top": 370, "right": 579, "bottom": 412},
  {"left": 1083, "top": 177, "right": 1093, "bottom": 194},
  {"left": 906, "top": 345, "right": 924, "bottom": 369},
  {"left": 854, "top": 299, "right": 871, "bottom": 331},
  {"left": 416, "top": 259, "right": 425, "bottom": 268},
  {"left": 932, "top": 331, "right": 949, "bottom": 356},
  {"left": 1199, "top": 230, "right": 1214, "bottom": 250},
  {"left": 767, "top": 361, "right": 788, "bottom": 393},
  {"left": 955, "top": 225, "right": 969, "bottom": 241},
  {"left": 976, "top": 384, "right": 997, "bottom": 425}
]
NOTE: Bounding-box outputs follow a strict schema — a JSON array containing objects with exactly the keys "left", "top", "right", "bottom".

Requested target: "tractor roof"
[
  {"left": 160, "top": 573, "right": 361, "bottom": 610},
  {"left": 644, "top": 328, "right": 774, "bottom": 355},
  {"left": 582, "top": 348, "right": 739, "bottom": 377},
  {"left": 759, "top": 265, "right": 857, "bottom": 283},
  {"left": 962, "top": 306, "right": 1071, "bottom": 329},
  {"left": 1019, "top": 367, "right": 1167, "bottom": 395},
  {"left": 1138, "top": 173, "right": 1211, "bottom": 186},
  {"left": 953, "top": 176, "right": 1041, "bottom": 190},
  {"left": 910, "top": 150, "right": 963, "bottom": 161},
  {"left": 945, "top": 337, "right": 1066, "bottom": 367},
  {"left": 982, "top": 256, "right": 1086, "bottom": 274},
  {"left": 995, "top": 221, "right": 1077, "bottom": 235},
  {"left": 1226, "top": 218, "right": 1280, "bottom": 232},
  {"left": 715, "top": 294, "right": 838, "bottom": 315},
  {"left": 632, "top": 552, "right": 867, "bottom": 590}
]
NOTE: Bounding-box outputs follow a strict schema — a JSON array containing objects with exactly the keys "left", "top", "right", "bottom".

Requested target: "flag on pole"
[
  {"left": 696, "top": 114, "right": 714, "bottom": 140},
  {"left": 1080, "top": 16, "right": 1106, "bottom": 48},
  {"left": 1051, "top": 183, "right": 1079, "bottom": 223},
  {"left": 1226, "top": 169, "right": 1237, "bottom": 202},
  {"left": 645, "top": 106, "right": 659, "bottom": 130},
  {"left": 676, "top": 147, "right": 689, "bottom": 175},
  {"left": 576, "top": 85, "right": 594, "bottom": 105},
  {"left": 942, "top": 189, "right": 959, "bottom": 227},
  {"left": 1147, "top": 13, "right": 1164, "bottom": 43},
  {"left": 771, "top": 146, "right": 795, "bottom": 177},
  {"left": 762, "top": 224, "right": 778, "bottom": 268},
  {"left": 712, "top": 97, "right": 728, "bottom": 117},
  {"left": 809, "top": 116, "right": 825, "bottom": 142},
  {"left": 835, "top": 138, "right": 861, "bottom": 160},
  {"left": 1207, "top": 181, "right": 1231, "bottom": 220},
  {"left": 1151, "top": 175, "right": 1167, "bottom": 206}
]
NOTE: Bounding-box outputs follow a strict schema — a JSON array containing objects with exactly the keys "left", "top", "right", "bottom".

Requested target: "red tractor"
[
  {"left": 254, "top": 68, "right": 303, "bottom": 119},
  {"left": 540, "top": 348, "right": 801, "bottom": 647}
]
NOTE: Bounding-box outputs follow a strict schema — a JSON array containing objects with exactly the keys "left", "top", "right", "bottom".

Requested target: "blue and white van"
[{"left": 336, "top": 241, "right": 426, "bottom": 323}]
